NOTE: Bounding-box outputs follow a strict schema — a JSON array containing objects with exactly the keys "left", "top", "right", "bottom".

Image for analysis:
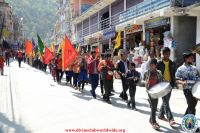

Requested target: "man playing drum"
[
  {"left": 157, "top": 47, "right": 176, "bottom": 126},
  {"left": 176, "top": 51, "right": 199, "bottom": 132},
  {"left": 143, "top": 59, "right": 162, "bottom": 130},
  {"left": 98, "top": 53, "right": 114, "bottom": 104}
]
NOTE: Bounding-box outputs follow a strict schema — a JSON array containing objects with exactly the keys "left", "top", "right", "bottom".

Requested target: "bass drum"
[
  {"left": 192, "top": 81, "right": 200, "bottom": 100},
  {"left": 148, "top": 82, "right": 172, "bottom": 99}
]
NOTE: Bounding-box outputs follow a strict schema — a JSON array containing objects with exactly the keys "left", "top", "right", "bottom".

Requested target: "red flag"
[
  {"left": 62, "top": 36, "right": 78, "bottom": 70},
  {"left": 25, "top": 40, "right": 33, "bottom": 57},
  {"left": 95, "top": 47, "right": 99, "bottom": 58},
  {"left": 44, "top": 47, "right": 53, "bottom": 64}
]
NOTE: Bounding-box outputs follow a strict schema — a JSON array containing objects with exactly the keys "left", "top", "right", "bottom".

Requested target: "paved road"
[{"left": 0, "top": 61, "right": 199, "bottom": 133}]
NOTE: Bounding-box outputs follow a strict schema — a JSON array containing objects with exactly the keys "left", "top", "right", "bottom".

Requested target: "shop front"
[
  {"left": 102, "top": 27, "right": 116, "bottom": 53},
  {"left": 144, "top": 17, "right": 172, "bottom": 60},
  {"left": 87, "top": 37, "right": 100, "bottom": 52},
  {"left": 125, "top": 24, "right": 143, "bottom": 50}
]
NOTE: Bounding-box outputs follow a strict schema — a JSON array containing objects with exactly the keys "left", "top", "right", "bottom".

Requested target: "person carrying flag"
[{"left": 17, "top": 49, "right": 23, "bottom": 67}]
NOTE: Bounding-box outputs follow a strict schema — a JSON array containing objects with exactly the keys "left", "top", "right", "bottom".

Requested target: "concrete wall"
[{"left": 171, "top": 16, "right": 197, "bottom": 66}]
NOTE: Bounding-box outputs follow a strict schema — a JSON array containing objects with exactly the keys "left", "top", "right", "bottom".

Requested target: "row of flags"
[
  {"left": 24, "top": 31, "right": 122, "bottom": 70},
  {"left": 25, "top": 34, "right": 78, "bottom": 70}
]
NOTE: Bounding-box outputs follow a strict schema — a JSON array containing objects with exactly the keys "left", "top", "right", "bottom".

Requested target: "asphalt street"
[{"left": 0, "top": 61, "right": 199, "bottom": 133}]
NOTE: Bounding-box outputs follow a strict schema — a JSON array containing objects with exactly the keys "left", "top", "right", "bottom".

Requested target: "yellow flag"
[
  {"left": 57, "top": 39, "right": 64, "bottom": 53},
  {"left": 114, "top": 32, "right": 121, "bottom": 49},
  {"left": 50, "top": 42, "right": 55, "bottom": 52},
  {"left": 32, "top": 51, "right": 35, "bottom": 58}
]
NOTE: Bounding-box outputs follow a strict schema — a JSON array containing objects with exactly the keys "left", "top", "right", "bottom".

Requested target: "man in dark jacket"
[
  {"left": 157, "top": 47, "right": 176, "bottom": 126},
  {"left": 116, "top": 50, "right": 129, "bottom": 101}
]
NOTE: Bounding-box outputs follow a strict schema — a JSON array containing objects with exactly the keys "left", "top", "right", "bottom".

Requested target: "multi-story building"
[
  {"left": 71, "top": 0, "right": 200, "bottom": 66},
  {"left": 0, "top": 0, "right": 14, "bottom": 45},
  {"left": 13, "top": 15, "right": 23, "bottom": 47},
  {"left": 0, "top": 0, "right": 22, "bottom": 48},
  {"left": 53, "top": 0, "right": 73, "bottom": 47}
]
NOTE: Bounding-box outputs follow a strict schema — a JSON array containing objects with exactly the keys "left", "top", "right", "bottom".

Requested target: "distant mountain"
[{"left": 5, "top": 0, "right": 58, "bottom": 40}]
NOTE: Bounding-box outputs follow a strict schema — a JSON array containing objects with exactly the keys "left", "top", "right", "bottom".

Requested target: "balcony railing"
[
  {"left": 171, "top": 0, "right": 200, "bottom": 7},
  {"left": 119, "top": 0, "right": 171, "bottom": 23},
  {"left": 76, "top": 0, "right": 172, "bottom": 41}
]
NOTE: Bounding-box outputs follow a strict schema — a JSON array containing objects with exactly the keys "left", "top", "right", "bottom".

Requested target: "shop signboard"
[
  {"left": 144, "top": 17, "right": 170, "bottom": 29},
  {"left": 12, "top": 43, "right": 19, "bottom": 50},
  {"left": 103, "top": 27, "right": 116, "bottom": 40},
  {"left": 125, "top": 25, "right": 143, "bottom": 34}
]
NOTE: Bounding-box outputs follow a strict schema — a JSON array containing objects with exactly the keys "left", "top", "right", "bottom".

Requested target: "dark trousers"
[
  {"left": 119, "top": 77, "right": 128, "bottom": 100},
  {"left": 59, "top": 71, "right": 64, "bottom": 81},
  {"left": 0, "top": 67, "right": 3, "bottom": 75},
  {"left": 56, "top": 69, "right": 62, "bottom": 82},
  {"left": 159, "top": 91, "right": 174, "bottom": 121},
  {"left": 18, "top": 58, "right": 22, "bottom": 67},
  {"left": 183, "top": 89, "right": 198, "bottom": 115},
  {"left": 43, "top": 64, "right": 47, "bottom": 72},
  {"left": 66, "top": 71, "right": 73, "bottom": 84},
  {"left": 78, "top": 81, "right": 85, "bottom": 90},
  {"left": 148, "top": 94, "right": 158, "bottom": 123},
  {"left": 90, "top": 74, "right": 99, "bottom": 93},
  {"left": 100, "top": 76, "right": 104, "bottom": 94},
  {"left": 73, "top": 73, "right": 79, "bottom": 87},
  {"left": 6, "top": 58, "right": 9, "bottom": 66},
  {"left": 128, "top": 85, "right": 137, "bottom": 108},
  {"left": 103, "top": 79, "right": 113, "bottom": 101}
]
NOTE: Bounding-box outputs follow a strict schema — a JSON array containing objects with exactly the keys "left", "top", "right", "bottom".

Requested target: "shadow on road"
[
  {"left": 159, "top": 125, "right": 182, "bottom": 133},
  {"left": 0, "top": 75, "right": 8, "bottom": 77},
  {"left": 0, "top": 113, "right": 32, "bottom": 133},
  {"left": 71, "top": 90, "right": 94, "bottom": 101}
]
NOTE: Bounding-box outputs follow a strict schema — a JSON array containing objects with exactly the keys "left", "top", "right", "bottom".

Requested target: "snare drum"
[
  {"left": 192, "top": 81, "right": 200, "bottom": 100},
  {"left": 108, "top": 71, "right": 113, "bottom": 76},
  {"left": 148, "top": 82, "right": 172, "bottom": 99}
]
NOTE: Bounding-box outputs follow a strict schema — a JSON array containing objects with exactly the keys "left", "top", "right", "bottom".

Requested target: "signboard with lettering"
[
  {"left": 144, "top": 17, "right": 170, "bottom": 29},
  {"left": 125, "top": 25, "right": 143, "bottom": 34},
  {"left": 103, "top": 27, "right": 116, "bottom": 40}
]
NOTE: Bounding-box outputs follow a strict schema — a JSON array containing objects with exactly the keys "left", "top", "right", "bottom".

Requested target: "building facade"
[
  {"left": 53, "top": 0, "right": 73, "bottom": 47},
  {"left": 0, "top": 0, "right": 23, "bottom": 48},
  {"left": 69, "top": 0, "right": 200, "bottom": 67}
]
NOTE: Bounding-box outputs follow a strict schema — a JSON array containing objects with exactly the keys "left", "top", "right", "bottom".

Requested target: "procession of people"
[{"left": 0, "top": 44, "right": 199, "bottom": 132}]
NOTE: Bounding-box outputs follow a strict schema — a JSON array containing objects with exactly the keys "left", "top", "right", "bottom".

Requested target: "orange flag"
[
  {"left": 62, "top": 36, "right": 78, "bottom": 70},
  {"left": 25, "top": 40, "right": 33, "bottom": 57},
  {"left": 44, "top": 47, "right": 53, "bottom": 64}
]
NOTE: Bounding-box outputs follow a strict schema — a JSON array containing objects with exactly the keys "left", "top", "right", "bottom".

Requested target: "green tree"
[{"left": 5, "top": 0, "right": 58, "bottom": 40}]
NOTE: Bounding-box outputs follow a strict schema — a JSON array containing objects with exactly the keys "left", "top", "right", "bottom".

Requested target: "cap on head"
[{"left": 182, "top": 50, "right": 193, "bottom": 61}]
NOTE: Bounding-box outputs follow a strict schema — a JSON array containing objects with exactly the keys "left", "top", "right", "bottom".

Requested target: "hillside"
[{"left": 5, "top": 0, "right": 58, "bottom": 40}]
